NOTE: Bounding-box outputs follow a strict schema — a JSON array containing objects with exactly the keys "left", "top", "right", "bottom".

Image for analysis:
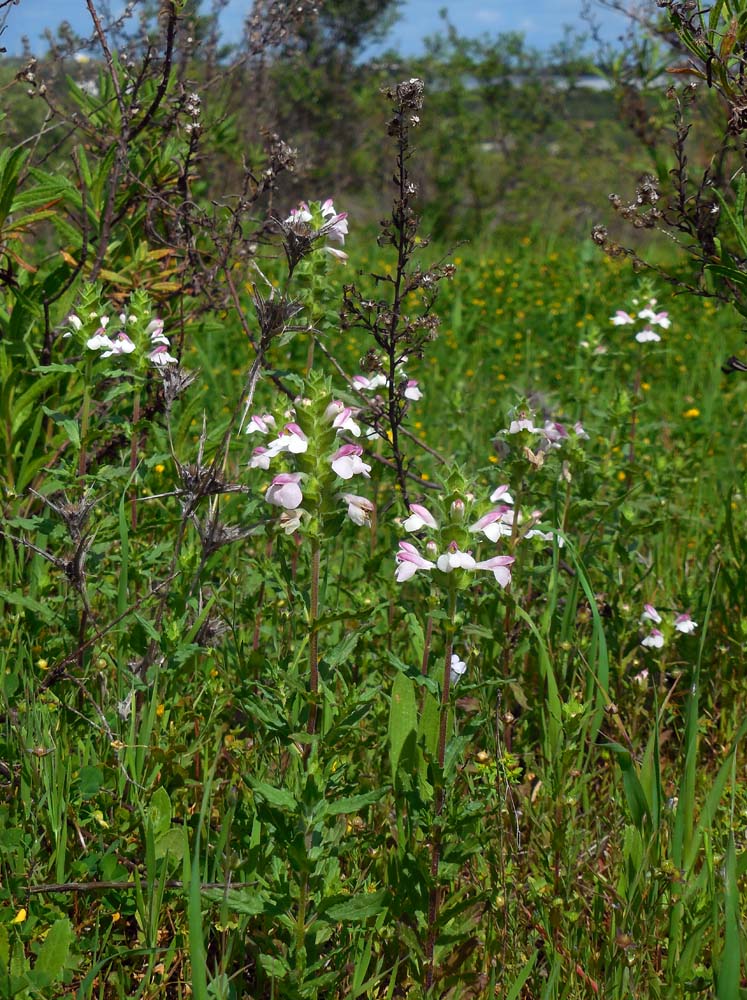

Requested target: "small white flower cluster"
[
  {"left": 503, "top": 415, "right": 588, "bottom": 452},
  {"left": 184, "top": 91, "right": 201, "bottom": 135},
  {"left": 395, "top": 488, "right": 519, "bottom": 588},
  {"left": 640, "top": 603, "right": 697, "bottom": 649},
  {"left": 353, "top": 372, "right": 422, "bottom": 401},
  {"left": 610, "top": 298, "right": 671, "bottom": 344},
  {"left": 493, "top": 410, "right": 589, "bottom": 477},
  {"left": 245, "top": 400, "right": 373, "bottom": 534},
  {"left": 67, "top": 312, "right": 177, "bottom": 366}
]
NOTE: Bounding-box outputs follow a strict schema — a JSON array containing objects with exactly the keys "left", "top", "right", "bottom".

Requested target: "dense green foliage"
[{"left": 3, "top": 1, "right": 747, "bottom": 998}]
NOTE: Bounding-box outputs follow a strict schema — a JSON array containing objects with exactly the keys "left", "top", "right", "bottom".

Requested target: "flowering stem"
[
  {"left": 78, "top": 358, "right": 92, "bottom": 479},
  {"left": 418, "top": 614, "right": 434, "bottom": 714},
  {"left": 305, "top": 539, "right": 321, "bottom": 760},
  {"left": 421, "top": 614, "right": 433, "bottom": 678},
  {"left": 252, "top": 539, "right": 274, "bottom": 651},
  {"left": 501, "top": 483, "right": 522, "bottom": 700},
  {"left": 130, "top": 387, "right": 141, "bottom": 531},
  {"left": 629, "top": 367, "right": 642, "bottom": 470},
  {"left": 425, "top": 587, "right": 457, "bottom": 991},
  {"left": 295, "top": 868, "right": 309, "bottom": 973},
  {"left": 561, "top": 477, "right": 572, "bottom": 535}
]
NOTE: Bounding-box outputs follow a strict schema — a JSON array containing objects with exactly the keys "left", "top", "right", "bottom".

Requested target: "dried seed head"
[
  {"left": 159, "top": 364, "right": 199, "bottom": 412},
  {"left": 395, "top": 77, "right": 424, "bottom": 111}
]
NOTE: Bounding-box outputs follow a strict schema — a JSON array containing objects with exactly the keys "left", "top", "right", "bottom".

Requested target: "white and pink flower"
[
  {"left": 395, "top": 540, "right": 436, "bottom": 582},
  {"left": 248, "top": 446, "right": 272, "bottom": 470},
  {"left": 266, "top": 473, "right": 303, "bottom": 510},
  {"left": 320, "top": 198, "right": 349, "bottom": 244},
  {"left": 573, "top": 421, "right": 589, "bottom": 440},
  {"left": 341, "top": 493, "right": 374, "bottom": 526},
  {"left": 91, "top": 332, "right": 137, "bottom": 357},
  {"left": 331, "top": 444, "right": 371, "bottom": 480},
  {"left": 149, "top": 344, "right": 177, "bottom": 365},
  {"left": 641, "top": 629, "right": 665, "bottom": 649},
  {"left": 469, "top": 507, "right": 514, "bottom": 542},
  {"left": 331, "top": 406, "right": 361, "bottom": 437},
  {"left": 437, "top": 543, "right": 477, "bottom": 573},
  {"left": 449, "top": 653, "right": 467, "bottom": 685},
  {"left": 674, "top": 612, "right": 697, "bottom": 634},
  {"left": 543, "top": 421, "right": 568, "bottom": 447},
  {"left": 266, "top": 423, "right": 308, "bottom": 456},
  {"left": 352, "top": 373, "right": 387, "bottom": 392},
  {"left": 507, "top": 417, "right": 539, "bottom": 435},
  {"left": 638, "top": 306, "right": 671, "bottom": 328},
  {"left": 635, "top": 328, "right": 661, "bottom": 344},
  {"left": 403, "top": 503, "right": 438, "bottom": 532},
  {"left": 641, "top": 604, "right": 662, "bottom": 625},
  {"left": 474, "top": 554, "right": 515, "bottom": 588},
  {"left": 489, "top": 484, "right": 514, "bottom": 505},
  {"left": 245, "top": 413, "right": 276, "bottom": 436},
  {"left": 285, "top": 202, "right": 312, "bottom": 225},
  {"left": 610, "top": 310, "right": 635, "bottom": 326}
]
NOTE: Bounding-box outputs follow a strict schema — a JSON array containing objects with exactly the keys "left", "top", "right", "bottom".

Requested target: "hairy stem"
[
  {"left": 305, "top": 539, "right": 321, "bottom": 758},
  {"left": 130, "top": 387, "right": 141, "bottom": 531},
  {"left": 426, "top": 587, "right": 457, "bottom": 991}
]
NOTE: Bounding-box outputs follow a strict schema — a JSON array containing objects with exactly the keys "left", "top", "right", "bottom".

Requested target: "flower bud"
[{"left": 450, "top": 498, "right": 465, "bottom": 521}]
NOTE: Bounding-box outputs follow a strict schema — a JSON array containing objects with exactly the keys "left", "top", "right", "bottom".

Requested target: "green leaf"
[
  {"left": 32, "top": 364, "right": 79, "bottom": 375},
  {"left": 41, "top": 406, "right": 80, "bottom": 449},
  {"left": 28, "top": 918, "right": 73, "bottom": 989},
  {"left": 322, "top": 890, "right": 388, "bottom": 922},
  {"left": 249, "top": 779, "right": 298, "bottom": 812},
  {"left": 155, "top": 828, "right": 186, "bottom": 863},
  {"left": 718, "top": 835, "right": 740, "bottom": 1000},
  {"left": 147, "top": 786, "right": 172, "bottom": 840},
  {"left": 258, "top": 954, "right": 289, "bottom": 979},
  {"left": 0, "top": 590, "right": 55, "bottom": 622},
  {"left": 506, "top": 949, "right": 538, "bottom": 1000},
  {"left": 324, "top": 629, "right": 362, "bottom": 668},
  {"left": 388, "top": 671, "right": 418, "bottom": 786},
  {"left": 418, "top": 690, "right": 439, "bottom": 759},
  {"left": 324, "top": 789, "right": 386, "bottom": 815},
  {"left": 607, "top": 742, "right": 650, "bottom": 832},
  {"left": 202, "top": 887, "right": 268, "bottom": 916},
  {"left": 78, "top": 765, "right": 104, "bottom": 799},
  {"left": 385, "top": 651, "right": 438, "bottom": 695}
]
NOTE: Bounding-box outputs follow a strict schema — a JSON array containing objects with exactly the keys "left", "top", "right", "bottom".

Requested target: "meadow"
[{"left": 4, "top": 3, "right": 747, "bottom": 998}]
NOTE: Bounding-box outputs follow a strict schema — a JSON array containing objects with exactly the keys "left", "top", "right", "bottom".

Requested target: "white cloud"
[{"left": 474, "top": 8, "right": 503, "bottom": 24}]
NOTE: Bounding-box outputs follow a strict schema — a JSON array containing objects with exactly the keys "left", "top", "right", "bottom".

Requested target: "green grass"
[{"left": 3, "top": 229, "right": 747, "bottom": 999}]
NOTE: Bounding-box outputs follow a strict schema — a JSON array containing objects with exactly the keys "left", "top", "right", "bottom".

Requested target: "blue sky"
[{"left": 0, "top": 1, "right": 629, "bottom": 56}]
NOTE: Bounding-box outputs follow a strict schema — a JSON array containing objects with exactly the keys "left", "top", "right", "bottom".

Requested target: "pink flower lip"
[
  {"left": 674, "top": 612, "right": 697, "bottom": 634},
  {"left": 475, "top": 554, "right": 516, "bottom": 568},
  {"left": 395, "top": 539, "right": 436, "bottom": 581},
  {"left": 490, "top": 484, "right": 513, "bottom": 503},
  {"left": 641, "top": 603, "right": 661, "bottom": 624},
  {"left": 332, "top": 444, "right": 362, "bottom": 459},
  {"left": 266, "top": 472, "right": 303, "bottom": 510},
  {"left": 470, "top": 508, "right": 509, "bottom": 530},
  {"left": 403, "top": 503, "right": 438, "bottom": 532}
]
